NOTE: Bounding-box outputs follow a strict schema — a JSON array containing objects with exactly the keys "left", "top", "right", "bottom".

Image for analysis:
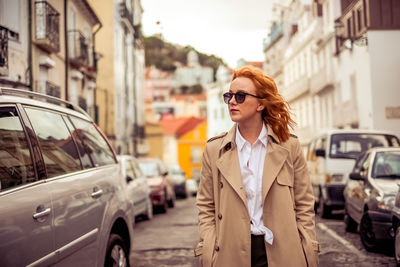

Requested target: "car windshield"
[
  {"left": 138, "top": 162, "right": 160, "bottom": 177},
  {"left": 329, "top": 134, "right": 400, "bottom": 159},
  {"left": 168, "top": 164, "right": 182, "bottom": 175},
  {"left": 372, "top": 151, "right": 400, "bottom": 178}
]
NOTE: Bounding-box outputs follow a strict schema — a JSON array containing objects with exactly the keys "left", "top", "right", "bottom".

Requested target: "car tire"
[
  {"left": 395, "top": 225, "right": 400, "bottom": 266},
  {"left": 360, "top": 212, "right": 378, "bottom": 252},
  {"left": 318, "top": 196, "right": 331, "bottom": 219},
  {"left": 168, "top": 193, "right": 175, "bottom": 208},
  {"left": 344, "top": 208, "right": 357, "bottom": 233},
  {"left": 105, "top": 234, "right": 129, "bottom": 267},
  {"left": 143, "top": 198, "right": 153, "bottom": 220}
]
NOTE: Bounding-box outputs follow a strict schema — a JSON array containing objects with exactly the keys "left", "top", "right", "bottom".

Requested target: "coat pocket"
[
  {"left": 297, "top": 223, "right": 320, "bottom": 267},
  {"left": 276, "top": 162, "right": 294, "bottom": 187},
  {"left": 195, "top": 230, "right": 216, "bottom": 267}
]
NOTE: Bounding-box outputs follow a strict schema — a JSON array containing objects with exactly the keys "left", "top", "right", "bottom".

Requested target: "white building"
[
  {"left": 206, "top": 65, "right": 233, "bottom": 138},
  {"left": 173, "top": 50, "right": 213, "bottom": 91}
]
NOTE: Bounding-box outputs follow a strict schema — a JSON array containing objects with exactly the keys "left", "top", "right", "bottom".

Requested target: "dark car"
[
  {"left": 344, "top": 147, "right": 400, "bottom": 251},
  {"left": 392, "top": 184, "right": 400, "bottom": 266},
  {"left": 167, "top": 163, "right": 188, "bottom": 198},
  {"left": 138, "top": 158, "right": 175, "bottom": 213}
]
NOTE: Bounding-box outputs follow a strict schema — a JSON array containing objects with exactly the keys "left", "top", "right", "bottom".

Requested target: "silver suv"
[{"left": 0, "top": 88, "right": 134, "bottom": 267}]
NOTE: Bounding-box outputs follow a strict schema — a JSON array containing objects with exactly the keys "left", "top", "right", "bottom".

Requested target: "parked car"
[
  {"left": 138, "top": 158, "right": 175, "bottom": 213},
  {"left": 344, "top": 147, "right": 400, "bottom": 251},
  {"left": 392, "top": 184, "right": 400, "bottom": 266},
  {"left": 307, "top": 129, "right": 400, "bottom": 218},
  {"left": 0, "top": 88, "right": 134, "bottom": 267},
  {"left": 118, "top": 155, "right": 153, "bottom": 221},
  {"left": 167, "top": 163, "right": 188, "bottom": 198}
]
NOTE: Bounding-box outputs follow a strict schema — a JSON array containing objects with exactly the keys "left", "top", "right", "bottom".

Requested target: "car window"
[
  {"left": 372, "top": 151, "right": 400, "bottom": 178},
  {"left": 25, "top": 107, "right": 82, "bottom": 178},
  {"left": 64, "top": 116, "right": 93, "bottom": 169},
  {"left": 70, "top": 117, "right": 116, "bottom": 167},
  {"left": 0, "top": 107, "right": 35, "bottom": 191},
  {"left": 125, "top": 159, "right": 136, "bottom": 179},
  {"left": 330, "top": 134, "right": 398, "bottom": 159}
]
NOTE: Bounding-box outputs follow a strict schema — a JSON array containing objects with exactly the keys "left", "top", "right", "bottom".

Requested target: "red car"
[{"left": 138, "top": 158, "right": 176, "bottom": 213}]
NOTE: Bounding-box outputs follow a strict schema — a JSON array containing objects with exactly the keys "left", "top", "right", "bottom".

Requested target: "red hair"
[{"left": 232, "top": 65, "right": 296, "bottom": 142}]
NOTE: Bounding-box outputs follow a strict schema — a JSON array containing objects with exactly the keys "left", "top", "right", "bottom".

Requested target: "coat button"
[
  {"left": 215, "top": 246, "right": 220, "bottom": 252},
  {"left": 219, "top": 181, "right": 223, "bottom": 188},
  {"left": 218, "top": 213, "right": 222, "bottom": 220}
]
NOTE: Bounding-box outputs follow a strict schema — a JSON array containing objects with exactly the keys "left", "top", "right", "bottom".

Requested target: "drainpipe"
[
  {"left": 92, "top": 22, "right": 102, "bottom": 124},
  {"left": 64, "top": 0, "right": 68, "bottom": 100},
  {"left": 28, "top": 0, "right": 33, "bottom": 91}
]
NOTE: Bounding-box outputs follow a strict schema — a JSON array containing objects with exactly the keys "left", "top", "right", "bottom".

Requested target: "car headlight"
[
  {"left": 325, "top": 174, "right": 344, "bottom": 183},
  {"left": 377, "top": 195, "right": 395, "bottom": 211}
]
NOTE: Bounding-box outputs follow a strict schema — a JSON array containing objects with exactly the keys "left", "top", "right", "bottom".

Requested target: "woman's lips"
[{"left": 230, "top": 109, "right": 239, "bottom": 113}]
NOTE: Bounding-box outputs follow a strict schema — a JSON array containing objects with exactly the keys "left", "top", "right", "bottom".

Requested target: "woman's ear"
[{"left": 257, "top": 104, "right": 265, "bottom": 112}]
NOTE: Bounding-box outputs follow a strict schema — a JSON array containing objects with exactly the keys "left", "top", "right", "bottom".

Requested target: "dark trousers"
[{"left": 251, "top": 234, "right": 268, "bottom": 267}]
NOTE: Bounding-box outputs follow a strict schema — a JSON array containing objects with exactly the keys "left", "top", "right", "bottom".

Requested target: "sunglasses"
[{"left": 223, "top": 91, "right": 262, "bottom": 104}]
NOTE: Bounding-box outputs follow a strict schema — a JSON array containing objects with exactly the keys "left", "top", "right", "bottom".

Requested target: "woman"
[{"left": 195, "top": 66, "right": 319, "bottom": 267}]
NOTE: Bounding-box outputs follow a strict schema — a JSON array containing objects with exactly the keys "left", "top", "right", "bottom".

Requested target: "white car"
[{"left": 118, "top": 155, "right": 153, "bottom": 221}]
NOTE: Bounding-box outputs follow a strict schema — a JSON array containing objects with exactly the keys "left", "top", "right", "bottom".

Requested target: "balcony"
[
  {"left": 0, "top": 26, "right": 8, "bottom": 76},
  {"left": 34, "top": 1, "right": 60, "bottom": 53},
  {"left": 119, "top": 1, "right": 134, "bottom": 31},
  {"left": 68, "top": 30, "right": 89, "bottom": 68},
  {"left": 282, "top": 76, "right": 310, "bottom": 102},
  {"left": 36, "top": 81, "right": 61, "bottom": 103},
  {"left": 310, "top": 65, "right": 335, "bottom": 94}
]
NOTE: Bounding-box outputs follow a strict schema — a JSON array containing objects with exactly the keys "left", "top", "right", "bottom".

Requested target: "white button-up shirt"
[{"left": 235, "top": 123, "right": 273, "bottom": 244}]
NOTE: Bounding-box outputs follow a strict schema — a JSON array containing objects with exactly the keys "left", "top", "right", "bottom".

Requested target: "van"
[
  {"left": 0, "top": 88, "right": 135, "bottom": 266},
  {"left": 306, "top": 129, "right": 400, "bottom": 218}
]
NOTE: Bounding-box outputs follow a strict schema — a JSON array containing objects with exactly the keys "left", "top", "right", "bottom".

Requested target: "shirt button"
[
  {"left": 218, "top": 213, "right": 222, "bottom": 220},
  {"left": 219, "top": 182, "right": 223, "bottom": 188},
  {"left": 215, "top": 246, "right": 220, "bottom": 252}
]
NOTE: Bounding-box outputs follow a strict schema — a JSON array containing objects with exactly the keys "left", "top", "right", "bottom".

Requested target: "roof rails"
[{"left": 0, "top": 87, "right": 89, "bottom": 117}]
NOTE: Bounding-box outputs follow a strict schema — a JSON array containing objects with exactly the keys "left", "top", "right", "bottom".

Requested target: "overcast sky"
[{"left": 141, "top": 0, "right": 273, "bottom": 68}]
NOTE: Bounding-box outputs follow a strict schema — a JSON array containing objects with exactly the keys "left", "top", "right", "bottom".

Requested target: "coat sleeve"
[
  {"left": 292, "top": 138, "right": 320, "bottom": 267},
  {"left": 195, "top": 144, "right": 217, "bottom": 266}
]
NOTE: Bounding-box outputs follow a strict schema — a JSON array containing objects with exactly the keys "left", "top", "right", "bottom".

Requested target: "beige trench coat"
[{"left": 195, "top": 124, "right": 320, "bottom": 267}]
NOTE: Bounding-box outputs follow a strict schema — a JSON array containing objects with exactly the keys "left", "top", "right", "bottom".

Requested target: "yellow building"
[
  {"left": 145, "top": 121, "right": 163, "bottom": 159},
  {"left": 159, "top": 117, "right": 207, "bottom": 180},
  {"left": 178, "top": 119, "right": 207, "bottom": 181}
]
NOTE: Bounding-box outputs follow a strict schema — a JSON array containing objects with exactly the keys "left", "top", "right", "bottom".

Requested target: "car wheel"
[
  {"left": 168, "top": 192, "right": 175, "bottom": 208},
  {"left": 360, "top": 212, "right": 378, "bottom": 251},
  {"left": 318, "top": 196, "right": 331, "bottom": 218},
  {"left": 144, "top": 198, "right": 153, "bottom": 220},
  {"left": 395, "top": 225, "right": 400, "bottom": 266},
  {"left": 344, "top": 208, "right": 357, "bottom": 233},
  {"left": 105, "top": 234, "right": 129, "bottom": 267}
]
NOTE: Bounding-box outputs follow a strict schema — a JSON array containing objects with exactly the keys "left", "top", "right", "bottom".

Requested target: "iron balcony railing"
[
  {"left": 36, "top": 80, "right": 61, "bottom": 101},
  {"left": 0, "top": 26, "right": 8, "bottom": 76},
  {"left": 35, "top": 1, "right": 60, "bottom": 53},
  {"left": 68, "top": 30, "right": 89, "bottom": 68}
]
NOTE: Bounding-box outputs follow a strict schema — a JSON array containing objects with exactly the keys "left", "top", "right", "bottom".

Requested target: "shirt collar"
[{"left": 235, "top": 123, "right": 268, "bottom": 151}]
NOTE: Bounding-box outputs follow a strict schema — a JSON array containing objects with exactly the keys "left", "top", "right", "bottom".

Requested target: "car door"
[
  {"left": 23, "top": 107, "right": 116, "bottom": 266},
  {"left": 348, "top": 152, "right": 372, "bottom": 222},
  {"left": 0, "top": 106, "right": 55, "bottom": 266},
  {"left": 132, "top": 157, "right": 150, "bottom": 213}
]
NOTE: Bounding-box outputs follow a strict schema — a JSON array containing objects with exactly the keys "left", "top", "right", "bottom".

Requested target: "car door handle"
[
  {"left": 33, "top": 208, "right": 51, "bottom": 219},
  {"left": 91, "top": 189, "right": 103, "bottom": 198}
]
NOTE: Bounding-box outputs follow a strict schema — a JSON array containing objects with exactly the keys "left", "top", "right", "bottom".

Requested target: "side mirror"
[
  {"left": 126, "top": 176, "right": 133, "bottom": 183},
  {"left": 315, "top": 149, "right": 325, "bottom": 158},
  {"left": 349, "top": 172, "right": 364, "bottom": 181}
]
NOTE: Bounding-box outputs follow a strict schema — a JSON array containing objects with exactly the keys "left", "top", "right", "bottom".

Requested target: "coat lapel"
[
  {"left": 262, "top": 126, "right": 289, "bottom": 202},
  {"left": 216, "top": 125, "right": 248, "bottom": 207}
]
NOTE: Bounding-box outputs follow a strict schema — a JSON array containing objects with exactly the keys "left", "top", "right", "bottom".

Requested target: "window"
[
  {"left": 0, "top": 107, "right": 35, "bottom": 191},
  {"left": 25, "top": 107, "right": 82, "bottom": 178},
  {"left": 70, "top": 117, "right": 116, "bottom": 167},
  {"left": 191, "top": 146, "right": 202, "bottom": 164}
]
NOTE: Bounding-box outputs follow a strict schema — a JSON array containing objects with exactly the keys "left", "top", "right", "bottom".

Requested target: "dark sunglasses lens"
[
  {"left": 235, "top": 92, "right": 246, "bottom": 104},
  {"left": 223, "top": 93, "right": 232, "bottom": 104}
]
